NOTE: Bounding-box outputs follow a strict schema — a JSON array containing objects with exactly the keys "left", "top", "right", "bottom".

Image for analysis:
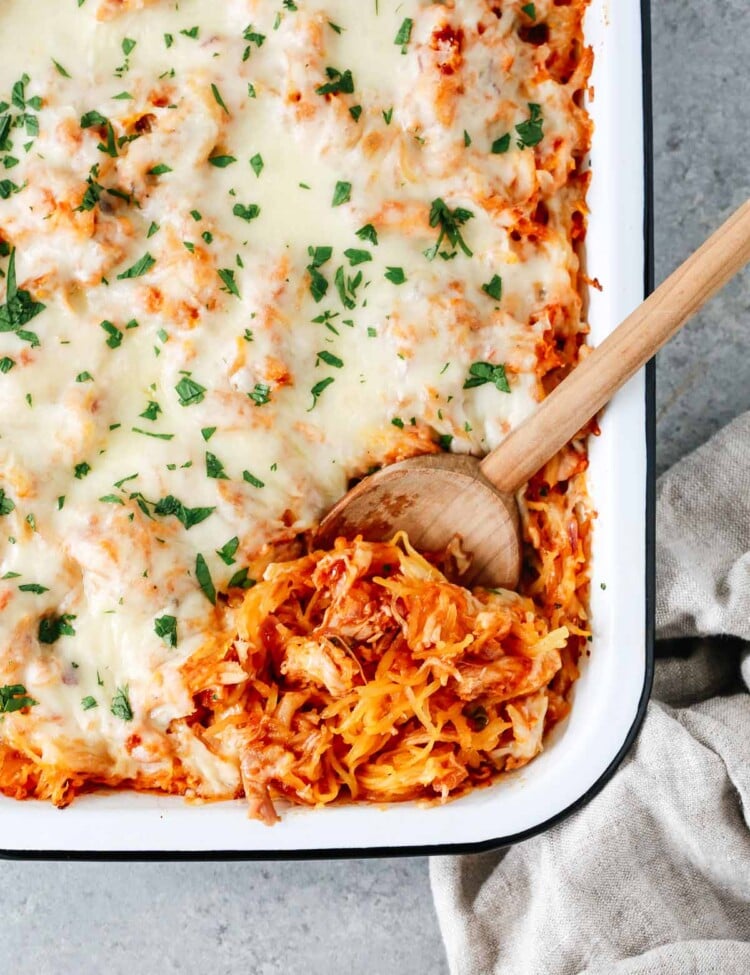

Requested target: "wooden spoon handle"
[{"left": 480, "top": 198, "right": 750, "bottom": 494}]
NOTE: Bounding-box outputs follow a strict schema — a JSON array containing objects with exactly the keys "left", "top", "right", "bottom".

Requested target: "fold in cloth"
[{"left": 430, "top": 412, "right": 750, "bottom": 975}]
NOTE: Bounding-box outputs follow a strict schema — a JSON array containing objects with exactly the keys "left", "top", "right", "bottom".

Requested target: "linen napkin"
[{"left": 430, "top": 411, "right": 750, "bottom": 975}]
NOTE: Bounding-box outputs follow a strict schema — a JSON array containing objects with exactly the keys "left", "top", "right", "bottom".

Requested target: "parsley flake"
[
  {"left": 205, "top": 452, "right": 228, "bottom": 480},
  {"left": 394, "top": 18, "right": 414, "bottom": 52},
  {"left": 195, "top": 554, "right": 216, "bottom": 605},
  {"left": 243, "top": 470, "right": 265, "bottom": 488},
  {"left": 110, "top": 686, "right": 133, "bottom": 721},
  {"left": 100, "top": 319, "right": 122, "bottom": 349},
  {"left": 233, "top": 202, "right": 260, "bottom": 222},
  {"left": 218, "top": 267, "right": 240, "bottom": 297},
  {"left": 38, "top": 613, "right": 77, "bottom": 644},
  {"left": 208, "top": 154, "right": 236, "bottom": 168},
  {"left": 356, "top": 224, "right": 378, "bottom": 246},
  {"left": 316, "top": 67, "right": 354, "bottom": 96},
  {"left": 481, "top": 274, "right": 503, "bottom": 301},
  {"left": 216, "top": 537, "right": 239, "bottom": 565},
  {"left": 117, "top": 252, "right": 155, "bottom": 279},
  {"left": 154, "top": 615, "right": 177, "bottom": 648},
  {"left": 332, "top": 181, "right": 351, "bottom": 206},
  {"left": 491, "top": 133, "right": 511, "bottom": 154},
  {"left": 175, "top": 376, "right": 206, "bottom": 406},
  {"left": 515, "top": 103, "right": 544, "bottom": 148},
  {"left": 463, "top": 361, "right": 511, "bottom": 393},
  {"left": 0, "top": 684, "right": 37, "bottom": 713},
  {"left": 308, "top": 377, "right": 334, "bottom": 410},
  {"left": 211, "top": 83, "right": 230, "bottom": 115},
  {"left": 248, "top": 382, "right": 271, "bottom": 406}
]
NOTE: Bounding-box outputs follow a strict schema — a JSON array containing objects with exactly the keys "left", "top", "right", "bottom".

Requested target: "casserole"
[{"left": 0, "top": 0, "right": 653, "bottom": 857}]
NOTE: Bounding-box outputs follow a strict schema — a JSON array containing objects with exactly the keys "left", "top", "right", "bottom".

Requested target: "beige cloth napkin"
[{"left": 430, "top": 412, "right": 750, "bottom": 975}]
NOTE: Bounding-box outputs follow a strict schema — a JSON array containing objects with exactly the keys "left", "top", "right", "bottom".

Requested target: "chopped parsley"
[
  {"left": 201, "top": 427, "right": 216, "bottom": 442},
  {"left": 227, "top": 567, "right": 255, "bottom": 590},
  {"left": 308, "top": 376, "right": 334, "bottom": 410},
  {"left": 521, "top": 3, "right": 537, "bottom": 19},
  {"left": 385, "top": 266, "right": 406, "bottom": 284},
  {"left": 110, "top": 686, "right": 133, "bottom": 721},
  {"left": 515, "top": 103, "right": 544, "bottom": 148},
  {"left": 233, "top": 203, "right": 260, "bottom": 222},
  {"left": 248, "top": 382, "right": 271, "bottom": 406},
  {"left": 148, "top": 163, "right": 172, "bottom": 175},
  {"left": 344, "top": 248, "right": 372, "bottom": 266},
  {"left": 52, "top": 59, "right": 71, "bottom": 78},
  {"left": 0, "top": 356, "right": 15, "bottom": 373},
  {"left": 316, "top": 350, "right": 344, "bottom": 368},
  {"left": 211, "top": 83, "right": 230, "bottom": 115},
  {"left": 139, "top": 401, "right": 161, "bottom": 421},
  {"left": 218, "top": 267, "right": 240, "bottom": 297},
  {"left": 425, "top": 198, "right": 474, "bottom": 260},
  {"left": 74, "top": 462, "right": 91, "bottom": 479},
  {"left": 481, "top": 274, "right": 503, "bottom": 301},
  {"left": 180, "top": 26, "right": 200, "bottom": 39},
  {"left": 243, "top": 470, "right": 265, "bottom": 488},
  {"left": 38, "top": 613, "right": 77, "bottom": 644},
  {"left": 0, "top": 247, "right": 46, "bottom": 348},
  {"left": 491, "top": 133, "right": 511, "bottom": 154},
  {"left": 175, "top": 376, "right": 206, "bottom": 406},
  {"left": 394, "top": 17, "right": 414, "bottom": 53},
  {"left": 0, "top": 488, "right": 16, "bottom": 516},
  {"left": 195, "top": 554, "right": 216, "bottom": 605},
  {"left": 463, "top": 361, "right": 511, "bottom": 393},
  {"left": 249, "top": 153, "right": 264, "bottom": 177},
  {"left": 81, "top": 696, "right": 98, "bottom": 711},
  {"left": 153, "top": 495, "right": 215, "bottom": 530},
  {"left": 100, "top": 319, "right": 122, "bottom": 349},
  {"left": 334, "top": 266, "right": 362, "bottom": 309},
  {"left": 242, "top": 24, "right": 266, "bottom": 60},
  {"left": 18, "top": 583, "right": 49, "bottom": 594},
  {"left": 332, "top": 181, "right": 351, "bottom": 206},
  {"left": 306, "top": 245, "right": 332, "bottom": 302},
  {"left": 216, "top": 536, "right": 240, "bottom": 565},
  {"left": 0, "top": 684, "right": 37, "bottom": 713},
  {"left": 356, "top": 223, "right": 378, "bottom": 246},
  {"left": 205, "top": 452, "right": 228, "bottom": 480},
  {"left": 208, "top": 154, "right": 236, "bottom": 168},
  {"left": 117, "top": 252, "right": 155, "bottom": 279},
  {"left": 154, "top": 614, "right": 177, "bottom": 648},
  {"left": 316, "top": 67, "right": 354, "bottom": 96}
]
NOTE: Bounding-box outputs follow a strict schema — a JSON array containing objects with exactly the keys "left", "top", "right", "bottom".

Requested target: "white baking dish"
[{"left": 1, "top": 0, "right": 653, "bottom": 858}]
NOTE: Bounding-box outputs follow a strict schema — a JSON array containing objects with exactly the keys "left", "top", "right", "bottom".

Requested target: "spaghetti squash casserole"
[{"left": 0, "top": 0, "right": 593, "bottom": 817}]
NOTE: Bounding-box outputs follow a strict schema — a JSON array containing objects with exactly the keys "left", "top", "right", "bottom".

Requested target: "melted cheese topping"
[{"left": 0, "top": 0, "right": 591, "bottom": 802}]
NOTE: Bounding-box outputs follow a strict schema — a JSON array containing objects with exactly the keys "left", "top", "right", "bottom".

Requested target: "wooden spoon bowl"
[{"left": 316, "top": 453, "right": 521, "bottom": 588}]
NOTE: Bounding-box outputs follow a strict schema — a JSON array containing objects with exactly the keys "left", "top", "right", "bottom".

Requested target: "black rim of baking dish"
[{"left": 0, "top": 0, "right": 656, "bottom": 862}]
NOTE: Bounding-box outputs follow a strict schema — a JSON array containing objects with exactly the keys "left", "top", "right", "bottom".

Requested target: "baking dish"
[{"left": 1, "top": 0, "right": 654, "bottom": 859}]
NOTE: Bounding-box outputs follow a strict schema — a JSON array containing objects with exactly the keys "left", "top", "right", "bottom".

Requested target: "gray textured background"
[{"left": 2, "top": 3, "right": 748, "bottom": 973}]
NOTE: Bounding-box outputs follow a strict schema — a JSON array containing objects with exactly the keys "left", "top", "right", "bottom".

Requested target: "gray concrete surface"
[
  {"left": 1, "top": 3, "right": 747, "bottom": 973},
  {"left": 653, "top": 0, "right": 750, "bottom": 472}
]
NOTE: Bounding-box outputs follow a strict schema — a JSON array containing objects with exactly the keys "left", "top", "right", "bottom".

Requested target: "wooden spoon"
[{"left": 316, "top": 200, "right": 750, "bottom": 588}]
